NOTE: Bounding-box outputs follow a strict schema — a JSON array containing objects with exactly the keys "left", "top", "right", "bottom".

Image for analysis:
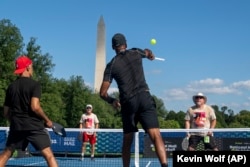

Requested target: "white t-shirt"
[
  {"left": 184, "top": 104, "right": 216, "bottom": 136},
  {"left": 79, "top": 113, "right": 99, "bottom": 135}
]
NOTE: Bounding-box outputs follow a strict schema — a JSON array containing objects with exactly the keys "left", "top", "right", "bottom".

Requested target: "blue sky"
[{"left": 1, "top": 0, "right": 250, "bottom": 113}]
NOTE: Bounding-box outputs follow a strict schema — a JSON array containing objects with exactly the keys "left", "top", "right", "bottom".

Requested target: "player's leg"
[
  {"left": 0, "top": 130, "right": 25, "bottom": 166},
  {"left": 147, "top": 128, "right": 168, "bottom": 167},
  {"left": 28, "top": 129, "right": 58, "bottom": 167},
  {"left": 89, "top": 134, "right": 97, "bottom": 160},
  {"left": 81, "top": 132, "right": 89, "bottom": 159},
  {"left": 139, "top": 91, "right": 168, "bottom": 167},
  {"left": 40, "top": 147, "right": 58, "bottom": 167},
  {"left": 122, "top": 132, "right": 134, "bottom": 167},
  {"left": 121, "top": 93, "right": 152, "bottom": 167},
  {"left": 120, "top": 97, "right": 138, "bottom": 167},
  {"left": 0, "top": 147, "right": 14, "bottom": 166}
]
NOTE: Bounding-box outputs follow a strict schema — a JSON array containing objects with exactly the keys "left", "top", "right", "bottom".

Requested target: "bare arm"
[
  {"left": 31, "top": 97, "right": 52, "bottom": 128},
  {"left": 210, "top": 119, "right": 216, "bottom": 129},
  {"left": 185, "top": 120, "right": 190, "bottom": 129},
  {"left": 208, "top": 119, "right": 216, "bottom": 136},
  {"left": 79, "top": 123, "right": 83, "bottom": 129},
  {"left": 99, "top": 81, "right": 114, "bottom": 103},
  {"left": 93, "top": 123, "right": 99, "bottom": 136},
  {"left": 95, "top": 123, "right": 99, "bottom": 129},
  {"left": 185, "top": 120, "right": 191, "bottom": 137},
  {"left": 99, "top": 81, "right": 120, "bottom": 108}
]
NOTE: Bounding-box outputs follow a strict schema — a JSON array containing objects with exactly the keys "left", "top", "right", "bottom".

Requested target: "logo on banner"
[{"left": 64, "top": 137, "right": 76, "bottom": 146}]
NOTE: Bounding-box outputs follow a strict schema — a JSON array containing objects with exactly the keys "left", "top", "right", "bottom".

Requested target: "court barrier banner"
[
  {"left": 0, "top": 130, "right": 7, "bottom": 150},
  {"left": 143, "top": 131, "right": 250, "bottom": 158},
  {"left": 28, "top": 130, "right": 144, "bottom": 154},
  {"left": 1, "top": 128, "right": 249, "bottom": 158}
]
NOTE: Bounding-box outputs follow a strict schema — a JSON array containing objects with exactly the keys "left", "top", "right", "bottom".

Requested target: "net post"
[{"left": 134, "top": 131, "right": 139, "bottom": 167}]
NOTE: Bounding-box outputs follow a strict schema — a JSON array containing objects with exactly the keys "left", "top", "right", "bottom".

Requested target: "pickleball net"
[{"left": 0, "top": 128, "right": 249, "bottom": 167}]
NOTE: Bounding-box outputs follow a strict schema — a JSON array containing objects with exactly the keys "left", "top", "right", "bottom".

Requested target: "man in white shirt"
[
  {"left": 184, "top": 93, "right": 218, "bottom": 151},
  {"left": 79, "top": 104, "right": 99, "bottom": 160}
]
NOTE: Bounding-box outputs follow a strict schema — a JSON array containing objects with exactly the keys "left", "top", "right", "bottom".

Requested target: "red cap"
[{"left": 14, "top": 56, "right": 32, "bottom": 74}]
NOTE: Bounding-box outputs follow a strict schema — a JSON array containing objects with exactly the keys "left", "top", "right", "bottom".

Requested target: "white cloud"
[
  {"left": 189, "top": 78, "right": 224, "bottom": 87},
  {"left": 161, "top": 78, "right": 250, "bottom": 113},
  {"left": 165, "top": 89, "right": 189, "bottom": 100},
  {"left": 231, "top": 80, "right": 250, "bottom": 90},
  {"left": 163, "top": 78, "right": 247, "bottom": 109},
  {"left": 186, "top": 78, "right": 239, "bottom": 95},
  {"left": 202, "top": 87, "right": 239, "bottom": 94}
]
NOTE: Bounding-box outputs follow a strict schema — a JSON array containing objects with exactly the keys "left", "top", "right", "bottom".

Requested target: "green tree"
[
  {"left": 0, "top": 19, "right": 24, "bottom": 126},
  {"left": 25, "top": 37, "right": 55, "bottom": 92},
  {"left": 165, "top": 110, "right": 186, "bottom": 128},
  {"left": 152, "top": 95, "right": 168, "bottom": 118},
  {"left": 159, "top": 119, "right": 180, "bottom": 128},
  {"left": 221, "top": 106, "right": 235, "bottom": 126},
  {"left": 212, "top": 105, "right": 228, "bottom": 128},
  {"left": 85, "top": 93, "right": 120, "bottom": 128},
  {"left": 0, "top": 19, "right": 23, "bottom": 82},
  {"left": 64, "top": 76, "right": 91, "bottom": 127},
  {"left": 233, "top": 110, "right": 250, "bottom": 127},
  {"left": 228, "top": 122, "right": 245, "bottom": 128},
  {"left": 41, "top": 92, "right": 66, "bottom": 127}
]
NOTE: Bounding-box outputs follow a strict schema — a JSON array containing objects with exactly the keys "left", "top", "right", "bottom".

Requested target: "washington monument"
[{"left": 94, "top": 16, "right": 106, "bottom": 93}]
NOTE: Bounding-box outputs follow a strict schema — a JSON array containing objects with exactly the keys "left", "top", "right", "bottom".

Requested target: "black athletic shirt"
[
  {"left": 4, "top": 77, "right": 44, "bottom": 130},
  {"left": 103, "top": 48, "right": 149, "bottom": 102}
]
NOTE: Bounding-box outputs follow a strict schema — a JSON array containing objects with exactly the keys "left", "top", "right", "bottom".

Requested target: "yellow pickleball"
[{"left": 150, "top": 38, "right": 156, "bottom": 45}]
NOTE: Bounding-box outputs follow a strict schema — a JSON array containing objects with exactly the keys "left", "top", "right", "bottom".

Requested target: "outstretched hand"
[{"left": 144, "top": 49, "right": 155, "bottom": 60}]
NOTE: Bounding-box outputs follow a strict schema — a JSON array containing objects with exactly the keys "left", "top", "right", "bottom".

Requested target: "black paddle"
[{"left": 52, "top": 122, "right": 66, "bottom": 137}]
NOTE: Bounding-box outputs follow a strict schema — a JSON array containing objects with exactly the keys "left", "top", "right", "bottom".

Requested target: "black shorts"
[
  {"left": 6, "top": 129, "right": 51, "bottom": 151},
  {"left": 189, "top": 135, "right": 217, "bottom": 150},
  {"left": 121, "top": 91, "right": 159, "bottom": 133}
]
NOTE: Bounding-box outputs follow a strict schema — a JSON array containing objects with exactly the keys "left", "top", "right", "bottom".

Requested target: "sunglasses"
[
  {"left": 86, "top": 107, "right": 92, "bottom": 109},
  {"left": 195, "top": 96, "right": 204, "bottom": 99}
]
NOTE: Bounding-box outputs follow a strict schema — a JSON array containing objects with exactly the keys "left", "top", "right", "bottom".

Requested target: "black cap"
[{"left": 112, "top": 33, "right": 126, "bottom": 47}]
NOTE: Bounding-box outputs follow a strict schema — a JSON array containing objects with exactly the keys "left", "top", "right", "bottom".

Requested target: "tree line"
[{"left": 0, "top": 19, "right": 249, "bottom": 129}]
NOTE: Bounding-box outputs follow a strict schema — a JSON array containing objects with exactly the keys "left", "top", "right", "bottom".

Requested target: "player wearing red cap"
[{"left": 0, "top": 56, "right": 58, "bottom": 167}]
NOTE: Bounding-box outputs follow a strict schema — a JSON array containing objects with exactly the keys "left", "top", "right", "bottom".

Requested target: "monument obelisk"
[{"left": 94, "top": 16, "right": 106, "bottom": 93}]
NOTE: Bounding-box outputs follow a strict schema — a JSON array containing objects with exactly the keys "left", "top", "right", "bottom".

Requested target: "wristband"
[{"left": 106, "top": 96, "right": 116, "bottom": 104}]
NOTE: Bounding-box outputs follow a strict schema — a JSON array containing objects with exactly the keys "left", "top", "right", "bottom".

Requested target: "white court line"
[
  {"left": 146, "top": 161, "right": 152, "bottom": 167},
  {"left": 24, "top": 160, "right": 46, "bottom": 166}
]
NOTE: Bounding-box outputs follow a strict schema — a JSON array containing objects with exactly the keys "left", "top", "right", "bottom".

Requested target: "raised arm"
[{"left": 131, "top": 48, "right": 155, "bottom": 60}]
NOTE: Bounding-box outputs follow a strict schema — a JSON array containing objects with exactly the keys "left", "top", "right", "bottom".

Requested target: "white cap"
[
  {"left": 86, "top": 104, "right": 93, "bottom": 109},
  {"left": 192, "top": 92, "right": 207, "bottom": 103}
]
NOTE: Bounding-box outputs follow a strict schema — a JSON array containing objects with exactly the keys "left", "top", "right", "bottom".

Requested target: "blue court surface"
[{"left": 6, "top": 157, "right": 173, "bottom": 167}]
